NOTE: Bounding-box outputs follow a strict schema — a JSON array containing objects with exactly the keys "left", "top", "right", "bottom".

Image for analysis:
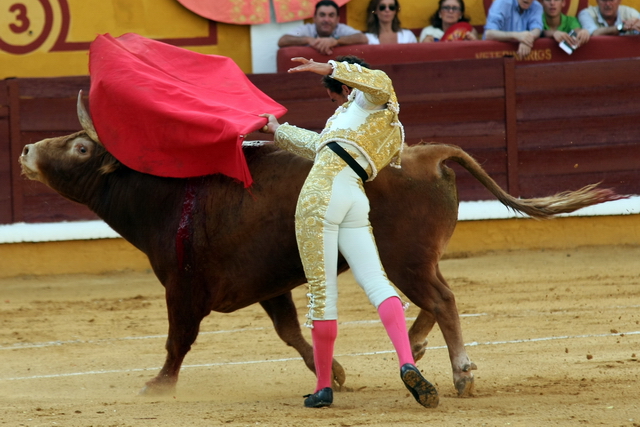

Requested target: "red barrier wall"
[
  {"left": 277, "top": 36, "right": 640, "bottom": 72},
  {"left": 2, "top": 56, "right": 639, "bottom": 224}
]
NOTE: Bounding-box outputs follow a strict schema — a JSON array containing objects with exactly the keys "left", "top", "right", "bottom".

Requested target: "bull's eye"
[{"left": 78, "top": 145, "right": 87, "bottom": 154}]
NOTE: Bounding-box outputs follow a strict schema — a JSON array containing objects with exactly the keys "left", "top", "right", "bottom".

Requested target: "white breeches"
[{"left": 295, "top": 145, "right": 399, "bottom": 327}]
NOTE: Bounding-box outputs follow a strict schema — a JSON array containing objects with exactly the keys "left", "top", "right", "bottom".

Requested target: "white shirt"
[
  {"left": 578, "top": 5, "right": 640, "bottom": 35},
  {"left": 365, "top": 29, "right": 417, "bottom": 44},
  {"left": 419, "top": 26, "right": 445, "bottom": 42}
]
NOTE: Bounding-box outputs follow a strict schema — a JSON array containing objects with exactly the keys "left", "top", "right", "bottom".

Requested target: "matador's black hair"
[{"left": 321, "top": 55, "right": 371, "bottom": 94}]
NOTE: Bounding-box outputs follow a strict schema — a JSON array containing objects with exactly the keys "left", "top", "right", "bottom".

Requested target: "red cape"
[{"left": 89, "top": 33, "right": 286, "bottom": 186}]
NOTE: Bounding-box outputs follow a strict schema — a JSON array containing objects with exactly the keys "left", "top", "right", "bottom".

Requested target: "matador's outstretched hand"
[{"left": 287, "top": 57, "right": 333, "bottom": 76}]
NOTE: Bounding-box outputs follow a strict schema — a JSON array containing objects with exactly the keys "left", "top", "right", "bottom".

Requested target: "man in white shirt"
[
  {"left": 277, "top": 0, "right": 367, "bottom": 55},
  {"left": 578, "top": 0, "right": 640, "bottom": 35}
]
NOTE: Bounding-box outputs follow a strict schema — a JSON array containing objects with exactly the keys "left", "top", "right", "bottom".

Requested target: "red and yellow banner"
[{"left": 175, "top": 0, "right": 349, "bottom": 25}]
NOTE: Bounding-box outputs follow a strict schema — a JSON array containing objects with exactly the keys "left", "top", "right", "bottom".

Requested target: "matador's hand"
[
  {"left": 258, "top": 113, "right": 280, "bottom": 134},
  {"left": 288, "top": 57, "right": 333, "bottom": 76}
]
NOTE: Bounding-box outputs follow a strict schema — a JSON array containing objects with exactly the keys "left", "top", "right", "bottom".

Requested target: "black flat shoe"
[
  {"left": 303, "top": 387, "right": 333, "bottom": 408},
  {"left": 400, "top": 364, "right": 439, "bottom": 408}
]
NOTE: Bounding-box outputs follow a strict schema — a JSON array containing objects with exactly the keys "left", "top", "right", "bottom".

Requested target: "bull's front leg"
[
  {"left": 260, "top": 293, "right": 346, "bottom": 390},
  {"left": 140, "top": 280, "right": 208, "bottom": 395}
]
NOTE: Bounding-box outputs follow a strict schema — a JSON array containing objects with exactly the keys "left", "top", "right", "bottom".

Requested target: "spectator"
[
  {"left": 542, "top": 0, "right": 590, "bottom": 48},
  {"left": 578, "top": 0, "right": 640, "bottom": 35},
  {"left": 420, "top": 0, "right": 478, "bottom": 42},
  {"left": 278, "top": 0, "right": 368, "bottom": 55},
  {"left": 484, "top": 0, "right": 544, "bottom": 58},
  {"left": 365, "top": 0, "right": 417, "bottom": 44}
]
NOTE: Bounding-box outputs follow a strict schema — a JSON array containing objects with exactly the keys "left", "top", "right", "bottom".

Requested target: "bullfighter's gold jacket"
[{"left": 274, "top": 60, "right": 404, "bottom": 181}]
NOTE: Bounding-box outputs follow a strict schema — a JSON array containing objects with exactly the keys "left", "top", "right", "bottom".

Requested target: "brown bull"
[{"left": 18, "top": 97, "right": 623, "bottom": 399}]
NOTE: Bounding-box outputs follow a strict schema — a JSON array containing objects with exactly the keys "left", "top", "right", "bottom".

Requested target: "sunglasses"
[
  {"left": 441, "top": 5, "right": 461, "bottom": 12},
  {"left": 378, "top": 4, "right": 397, "bottom": 11}
]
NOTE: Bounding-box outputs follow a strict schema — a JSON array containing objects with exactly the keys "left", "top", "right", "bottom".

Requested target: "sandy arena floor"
[{"left": 1, "top": 245, "right": 639, "bottom": 426}]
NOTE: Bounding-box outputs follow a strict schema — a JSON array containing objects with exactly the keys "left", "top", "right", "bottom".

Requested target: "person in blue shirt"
[{"left": 484, "top": 0, "right": 544, "bottom": 58}]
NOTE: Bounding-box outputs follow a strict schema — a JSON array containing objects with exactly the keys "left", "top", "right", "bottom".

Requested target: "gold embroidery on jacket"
[
  {"left": 274, "top": 123, "right": 319, "bottom": 161},
  {"left": 323, "top": 61, "right": 404, "bottom": 179},
  {"left": 274, "top": 62, "right": 404, "bottom": 182},
  {"left": 295, "top": 149, "right": 343, "bottom": 327}
]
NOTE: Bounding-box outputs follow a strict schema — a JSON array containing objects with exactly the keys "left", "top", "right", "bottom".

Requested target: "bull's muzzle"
[{"left": 19, "top": 143, "right": 40, "bottom": 180}]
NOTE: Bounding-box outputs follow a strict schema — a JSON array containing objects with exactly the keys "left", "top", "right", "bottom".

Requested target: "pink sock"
[
  {"left": 311, "top": 320, "right": 338, "bottom": 391},
  {"left": 377, "top": 297, "right": 415, "bottom": 367}
]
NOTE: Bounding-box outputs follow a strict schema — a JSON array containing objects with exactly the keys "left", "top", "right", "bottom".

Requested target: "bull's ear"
[
  {"left": 99, "top": 151, "right": 121, "bottom": 175},
  {"left": 77, "top": 90, "right": 102, "bottom": 145}
]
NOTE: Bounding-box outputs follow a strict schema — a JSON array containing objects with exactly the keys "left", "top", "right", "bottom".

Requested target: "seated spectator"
[
  {"left": 277, "top": 0, "right": 368, "bottom": 55},
  {"left": 484, "top": 0, "right": 544, "bottom": 58},
  {"left": 420, "top": 0, "right": 478, "bottom": 42},
  {"left": 365, "top": 0, "right": 417, "bottom": 44},
  {"left": 542, "top": 0, "right": 589, "bottom": 48},
  {"left": 578, "top": 0, "right": 640, "bottom": 35}
]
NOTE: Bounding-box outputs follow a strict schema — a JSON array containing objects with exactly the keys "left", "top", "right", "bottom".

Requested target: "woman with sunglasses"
[
  {"left": 365, "top": 0, "right": 417, "bottom": 44},
  {"left": 419, "top": 0, "right": 478, "bottom": 42}
]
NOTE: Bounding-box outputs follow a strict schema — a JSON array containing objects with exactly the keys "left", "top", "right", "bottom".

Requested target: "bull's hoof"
[
  {"left": 331, "top": 360, "right": 347, "bottom": 389},
  {"left": 454, "top": 362, "right": 477, "bottom": 397},
  {"left": 412, "top": 339, "right": 428, "bottom": 363},
  {"left": 138, "top": 379, "right": 177, "bottom": 396},
  {"left": 454, "top": 375, "right": 475, "bottom": 397}
]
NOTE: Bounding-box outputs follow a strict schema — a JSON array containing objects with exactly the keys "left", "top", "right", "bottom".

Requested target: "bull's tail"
[{"left": 441, "top": 145, "right": 628, "bottom": 219}]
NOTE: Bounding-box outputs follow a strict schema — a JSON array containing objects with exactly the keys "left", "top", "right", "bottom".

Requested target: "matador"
[{"left": 261, "top": 56, "right": 439, "bottom": 409}]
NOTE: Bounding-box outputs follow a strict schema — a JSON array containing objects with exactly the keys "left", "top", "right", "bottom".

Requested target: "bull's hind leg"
[
  {"left": 408, "top": 309, "right": 436, "bottom": 363},
  {"left": 404, "top": 266, "right": 477, "bottom": 397},
  {"left": 260, "top": 293, "right": 346, "bottom": 389},
  {"left": 140, "top": 278, "right": 210, "bottom": 395}
]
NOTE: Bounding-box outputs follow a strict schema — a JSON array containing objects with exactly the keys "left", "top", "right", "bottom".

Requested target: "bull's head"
[{"left": 19, "top": 91, "right": 120, "bottom": 201}]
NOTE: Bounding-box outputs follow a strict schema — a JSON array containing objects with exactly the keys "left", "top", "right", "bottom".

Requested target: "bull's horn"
[{"left": 77, "top": 90, "right": 101, "bottom": 143}]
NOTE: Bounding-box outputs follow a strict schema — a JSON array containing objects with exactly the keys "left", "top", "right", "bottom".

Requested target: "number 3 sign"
[{"left": 1, "top": 0, "right": 55, "bottom": 54}]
